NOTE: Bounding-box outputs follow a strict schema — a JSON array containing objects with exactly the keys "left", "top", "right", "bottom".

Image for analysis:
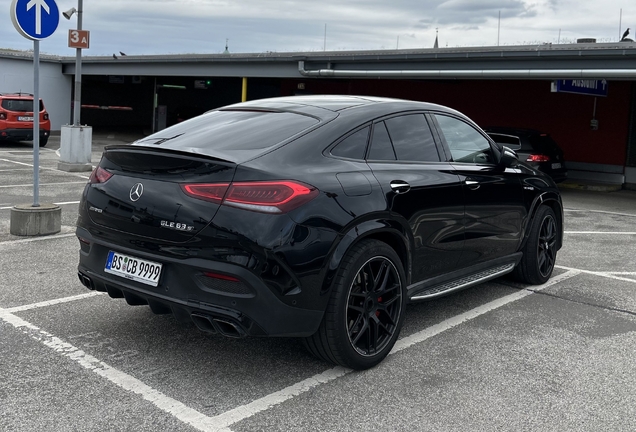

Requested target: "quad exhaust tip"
[
  {"left": 190, "top": 313, "right": 246, "bottom": 338},
  {"left": 76, "top": 274, "right": 246, "bottom": 338},
  {"left": 78, "top": 272, "right": 94, "bottom": 290}
]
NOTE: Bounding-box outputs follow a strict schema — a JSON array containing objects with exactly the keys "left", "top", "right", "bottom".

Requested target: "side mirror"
[
  {"left": 499, "top": 146, "right": 519, "bottom": 168},
  {"left": 487, "top": 133, "right": 522, "bottom": 151}
]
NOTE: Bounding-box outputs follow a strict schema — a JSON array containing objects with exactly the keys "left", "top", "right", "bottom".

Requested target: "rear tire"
[
  {"left": 39, "top": 136, "right": 48, "bottom": 147},
  {"left": 304, "top": 239, "right": 406, "bottom": 370},
  {"left": 513, "top": 206, "right": 558, "bottom": 285}
]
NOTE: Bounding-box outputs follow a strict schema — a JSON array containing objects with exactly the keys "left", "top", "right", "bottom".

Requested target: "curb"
[{"left": 558, "top": 181, "right": 623, "bottom": 192}]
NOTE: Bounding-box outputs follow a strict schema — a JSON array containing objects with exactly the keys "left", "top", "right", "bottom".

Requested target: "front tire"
[
  {"left": 513, "top": 205, "right": 558, "bottom": 285},
  {"left": 304, "top": 239, "right": 406, "bottom": 370}
]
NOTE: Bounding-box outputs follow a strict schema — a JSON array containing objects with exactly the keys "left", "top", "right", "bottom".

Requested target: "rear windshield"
[
  {"left": 1, "top": 99, "right": 44, "bottom": 112},
  {"left": 134, "top": 110, "right": 320, "bottom": 162}
]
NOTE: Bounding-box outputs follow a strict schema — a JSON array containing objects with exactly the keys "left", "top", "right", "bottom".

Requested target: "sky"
[{"left": 2, "top": 0, "right": 635, "bottom": 57}]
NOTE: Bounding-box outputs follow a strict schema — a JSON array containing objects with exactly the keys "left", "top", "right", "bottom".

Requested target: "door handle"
[
  {"left": 390, "top": 180, "right": 411, "bottom": 194},
  {"left": 464, "top": 179, "right": 480, "bottom": 190}
]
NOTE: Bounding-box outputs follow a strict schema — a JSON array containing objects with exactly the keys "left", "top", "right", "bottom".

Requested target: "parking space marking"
[
  {"left": 556, "top": 265, "right": 636, "bottom": 284},
  {"left": 0, "top": 201, "right": 80, "bottom": 210},
  {"left": 0, "top": 148, "right": 56, "bottom": 153},
  {"left": 0, "top": 308, "right": 232, "bottom": 432},
  {"left": 564, "top": 209, "right": 636, "bottom": 218},
  {"left": 0, "top": 158, "right": 91, "bottom": 179},
  {"left": 565, "top": 231, "right": 636, "bottom": 235},
  {"left": 0, "top": 233, "right": 76, "bottom": 246},
  {"left": 0, "top": 181, "right": 87, "bottom": 188},
  {"left": 0, "top": 267, "right": 579, "bottom": 432},
  {"left": 203, "top": 270, "right": 580, "bottom": 430},
  {"left": 6, "top": 292, "right": 104, "bottom": 313}
]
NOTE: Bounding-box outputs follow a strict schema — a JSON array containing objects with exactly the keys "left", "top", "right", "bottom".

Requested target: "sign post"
[
  {"left": 58, "top": 0, "right": 93, "bottom": 173},
  {"left": 9, "top": 0, "right": 62, "bottom": 236}
]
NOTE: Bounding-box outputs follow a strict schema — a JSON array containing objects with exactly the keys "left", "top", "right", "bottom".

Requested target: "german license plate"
[
  {"left": 104, "top": 251, "right": 162, "bottom": 287},
  {"left": 18, "top": 116, "right": 34, "bottom": 121},
  {"left": 551, "top": 163, "right": 562, "bottom": 169}
]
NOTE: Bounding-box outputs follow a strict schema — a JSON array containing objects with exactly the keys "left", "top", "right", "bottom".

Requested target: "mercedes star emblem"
[{"left": 129, "top": 183, "right": 144, "bottom": 202}]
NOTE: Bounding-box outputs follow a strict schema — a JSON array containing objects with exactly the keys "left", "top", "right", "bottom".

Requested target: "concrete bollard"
[
  {"left": 10, "top": 204, "right": 62, "bottom": 236},
  {"left": 58, "top": 125, "right": 93, "bottom": 172}
]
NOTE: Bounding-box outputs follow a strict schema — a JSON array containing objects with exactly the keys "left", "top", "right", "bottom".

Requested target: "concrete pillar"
[
  {"left": 58, "top": 125, "right": 93, "bottom": 172},
  {"left": 10, "top": 204, "right": 62, "bottom": 236}
]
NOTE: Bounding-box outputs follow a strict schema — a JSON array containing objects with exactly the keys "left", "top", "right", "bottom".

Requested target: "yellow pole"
[{"left": 242, "top": 77, "right": 248, "bottom": 102}]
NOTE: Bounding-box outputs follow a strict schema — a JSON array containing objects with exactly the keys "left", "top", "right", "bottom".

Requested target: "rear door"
[
  {"left": 366, "top": 113, "right": 465, "bottom": 283},
  {"left": 431, "top": 114, "right": 525, "bottom": 266}
]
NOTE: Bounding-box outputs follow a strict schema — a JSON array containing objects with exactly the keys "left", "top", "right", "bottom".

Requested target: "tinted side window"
[
  {"left": 434, "top": 115, "right": 495, "bottom": 164},
  {"left": 385, "top": 114, "right": 440, "bottom": 162},
  {"left": 331, "top": 127, "right": 370, "bottom": 160},
  {"left": 368, "top": 122, "right": 396, "bottom": 161}
]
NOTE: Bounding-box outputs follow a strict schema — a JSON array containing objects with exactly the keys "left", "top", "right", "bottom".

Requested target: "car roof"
[
  {"left": 0, "top": 93, "right": 35, "bottom": 99},
  {"left": 220, "top": 95, "right": 459, "bottom": 121},
  {"left": 132, "top": 95, "right": 471, "bottom": 164}
]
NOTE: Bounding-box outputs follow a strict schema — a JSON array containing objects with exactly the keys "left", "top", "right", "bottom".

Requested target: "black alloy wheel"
[
  {"left": 537, "top": 212, "right": 558, "bottom": 278},
  {"left": 513, "top": 205, "right": 559, "bottom": 285},
  {"left": 346, "top": 257, "right": 402, "bottom": 357},
  {"left": 303, "top": 239, "right": 406, "bottom": 370}
]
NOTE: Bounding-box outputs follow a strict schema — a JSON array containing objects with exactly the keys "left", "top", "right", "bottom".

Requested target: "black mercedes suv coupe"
[{"left": 76, "top": 95, "right": 563, "bottom": 370}]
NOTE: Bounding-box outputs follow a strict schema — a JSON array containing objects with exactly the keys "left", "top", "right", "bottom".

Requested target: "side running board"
[{"left": 409, "top": 263, "right": 515, "bottom": 301}]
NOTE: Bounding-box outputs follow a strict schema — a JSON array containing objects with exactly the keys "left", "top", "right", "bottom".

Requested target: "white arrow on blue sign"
[{"left": 11, "top": 0, "right": 60, "bottom": 41}]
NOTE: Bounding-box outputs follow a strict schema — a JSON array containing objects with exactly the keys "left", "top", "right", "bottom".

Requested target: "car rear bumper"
[
  {"left": 0, "top": 128, "right": 50, "bottom": 141},
  {"left": 75, "top": 227, "right": 324, "bottom": 338}
]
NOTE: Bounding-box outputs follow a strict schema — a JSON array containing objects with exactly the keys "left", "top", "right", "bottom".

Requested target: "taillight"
[
  {"left": 181, "top": 180, "right": 319, "bottom": 214},
  {"left": 527, "top": 154, "right": 550, "bottom": 162},
  {"left": 89, "top": 167, "right": 113, "bottom": 184},
  {"left": 0, "top": 113, "right": 6, "bottom": 120},
  {"left": 181, "top": 183, "right": 229, "bottom": 204}
]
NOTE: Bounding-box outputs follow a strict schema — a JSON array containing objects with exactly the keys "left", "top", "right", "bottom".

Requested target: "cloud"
[{"left": 0, "top": 0, "right": 632, "bottom": 55}]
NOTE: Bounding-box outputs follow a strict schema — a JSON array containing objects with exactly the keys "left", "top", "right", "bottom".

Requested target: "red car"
[{"left": 0, "top": 93, "right": 51, "bottom": 146}]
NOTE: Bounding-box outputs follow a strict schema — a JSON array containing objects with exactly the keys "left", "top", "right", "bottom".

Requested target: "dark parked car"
[
  {"left": 76, "top": 96, "right": 563, "bottom": 370},
  {"left": 483, "top": 127, "right": 568, "bottom": 183}
]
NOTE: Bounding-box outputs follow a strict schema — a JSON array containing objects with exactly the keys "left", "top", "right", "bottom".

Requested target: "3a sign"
[
  {"left": 69, "top": 29, "right": 90, "bottom": 49},
  {"left": 11, "top": 0, "right": 60, "bottom": 40}
]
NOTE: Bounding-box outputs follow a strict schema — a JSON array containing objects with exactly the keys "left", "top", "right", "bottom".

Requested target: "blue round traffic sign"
[{"left": 11, "top": 0, "right": 60, "bottom": 41}]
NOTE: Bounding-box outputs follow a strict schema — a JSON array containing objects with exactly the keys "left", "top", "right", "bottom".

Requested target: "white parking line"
[
  {"left": 0, "top": 270, "right": 579, "bottom": 431},
  {"left": 0, "top": 309, "right": 228, "bottom": 432},
  {"left": 564, "top": 231, "right": 636, "bottom": 235},
  {"left": 0, "top": 233, "right": 76, "bottom": 246},
  {"left": 0, "top": 181, "right": 86, "bottom": 188},
  {"left": 203, "top": 269, "right": 581, "bottom": 430},
  {"left": 556, "top": 265, "right": 636, "bottom": 284},
  {"left": 0, "top": 158, "right": 91, "bottom": 179},
  {"left": 564, "top": 209, "right": 636, "bottom": 218},
  {"left": 6, "top": 292, "right": 104, "bottom": 313}
]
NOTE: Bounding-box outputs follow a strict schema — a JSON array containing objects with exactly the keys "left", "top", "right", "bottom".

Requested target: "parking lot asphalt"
[{"left": 1, "top": 136, "right": 635, "bottom": 431}]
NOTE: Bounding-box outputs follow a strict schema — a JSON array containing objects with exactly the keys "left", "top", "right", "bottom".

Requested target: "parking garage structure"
[{"left": 2, "top": 41, "right": 636, "bottom": 188}]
